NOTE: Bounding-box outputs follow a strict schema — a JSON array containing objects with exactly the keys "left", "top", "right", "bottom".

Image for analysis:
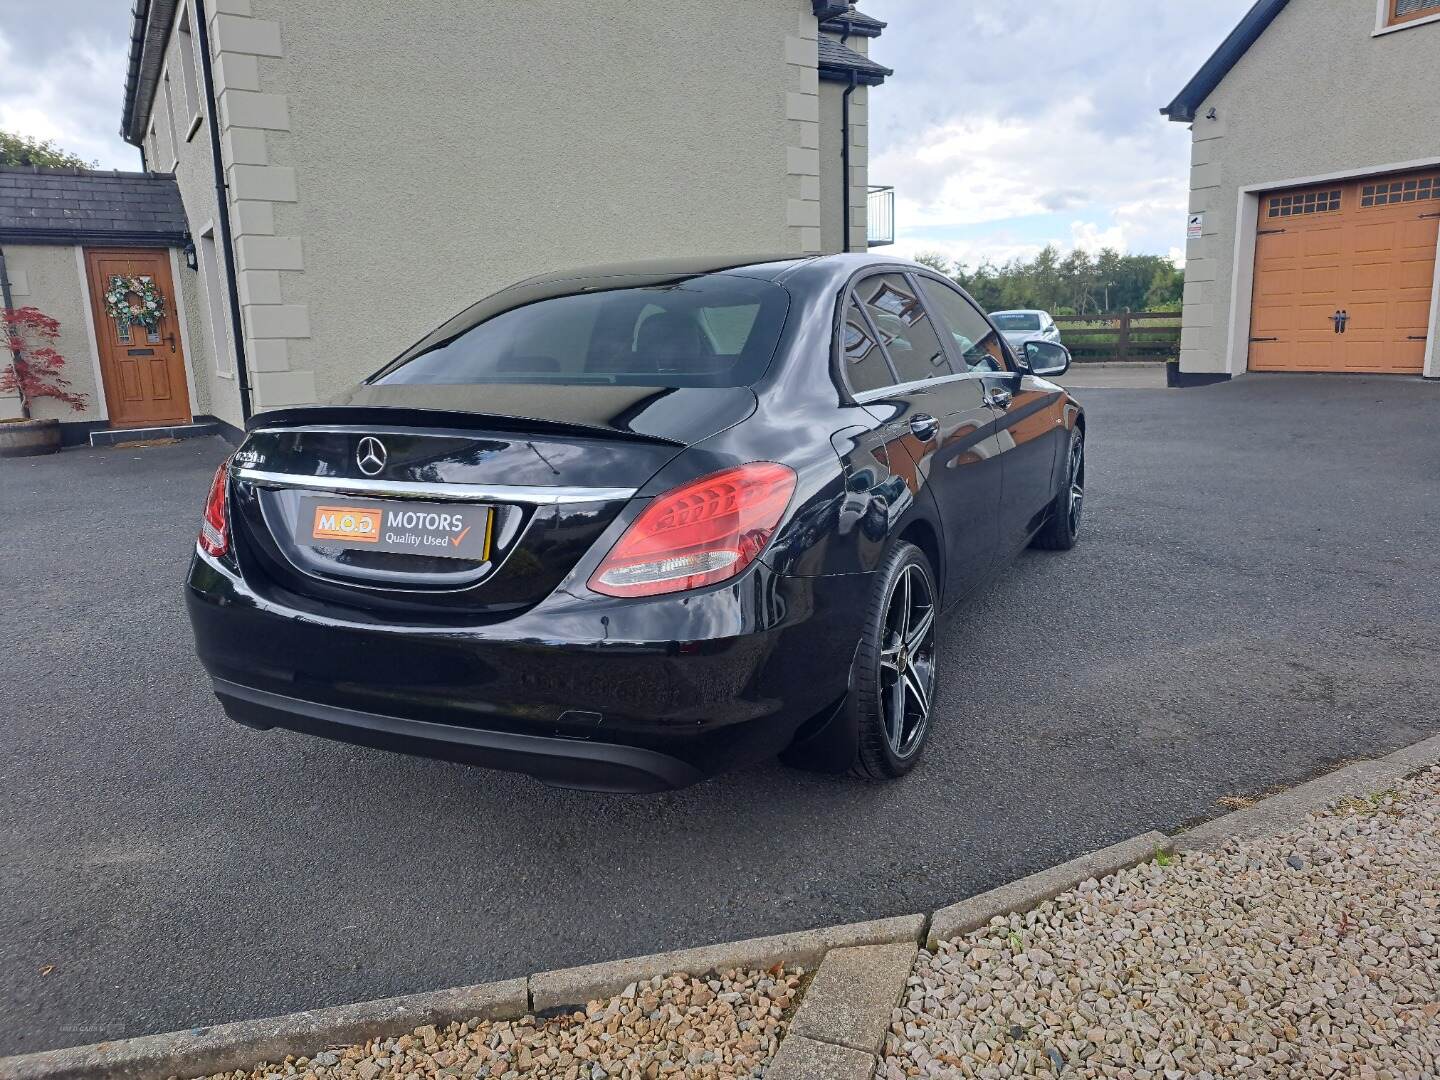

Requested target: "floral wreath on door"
[{"left": 103, "top": 275, "right": 166, "bottom": 329}]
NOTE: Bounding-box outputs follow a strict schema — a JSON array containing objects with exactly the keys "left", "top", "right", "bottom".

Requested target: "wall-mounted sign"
[{"left": 1187, "top": 213, "right": 1205, "bottom": 241}]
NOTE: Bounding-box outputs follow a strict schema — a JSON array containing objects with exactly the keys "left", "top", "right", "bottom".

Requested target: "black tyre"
[
  {"left": 1031, "top": 428, "right": 1084, "bottom": 552},
  {"left": 847, "top": 542, "right": 939, "bottom": 781}
]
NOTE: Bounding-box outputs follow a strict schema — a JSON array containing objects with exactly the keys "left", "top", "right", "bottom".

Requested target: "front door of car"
[
  {"left": 914, "top": 277, "right": 1067, "bottom": 557},
  {"left": 843, "top": 272, "right": 1003, "bottom": 602}
]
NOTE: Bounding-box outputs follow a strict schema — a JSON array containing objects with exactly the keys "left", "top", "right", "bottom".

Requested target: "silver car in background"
[{"left": 990, "top": 309, "right": 1062, "bottom": 356}]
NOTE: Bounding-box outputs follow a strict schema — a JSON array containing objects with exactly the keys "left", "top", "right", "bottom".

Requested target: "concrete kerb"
[
  {"left": 0, "top": 979, "right": 529, "bottom": 1080},
  {"left": 528, "top": 913, "right": 927, "bottom": 1013},
  {"left": 926, "top": 831, "right": 1172, "bottom": 951},
  {"left": 1173, "top": 732, "right": 1440, "bottom": 852},
  {"left": 0, "top": 915, "right": 926, "bottom": 1080},
  {"left": 764, "top": 1033, "right": 876, "bottom": 1080},
  {"left": 768, "top": 941, "right": 920, "bottom": 1080},
  {"left": 6, "top": 731, "right": 1439, "bottom": 1080}
]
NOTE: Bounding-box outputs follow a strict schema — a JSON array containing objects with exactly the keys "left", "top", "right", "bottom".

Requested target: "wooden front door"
[
  {"left": 1249, "top": 172, "right": 1440, "bottom": 375},
  {"left": 84, "top": 248, "right": 192, "bottom": 427}
]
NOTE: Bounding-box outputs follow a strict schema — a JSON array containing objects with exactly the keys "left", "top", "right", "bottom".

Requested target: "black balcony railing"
[{"left": 867, "top": 185, "right": 895, "bottom": 247}]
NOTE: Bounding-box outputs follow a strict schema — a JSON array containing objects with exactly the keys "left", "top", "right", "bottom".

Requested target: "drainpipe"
[
  {"left": 0, "top": 242, "right": 29, "bottom": 419},
  {"left": 193, "top": 0, "right": 253, "bottom": 421},
  {"left": 841, "top": 71, "right": 857, "bottom": 254}
]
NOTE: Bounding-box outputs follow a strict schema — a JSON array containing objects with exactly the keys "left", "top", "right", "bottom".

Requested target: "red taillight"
[
  {"left": 199, "top": 458, "right": 231, "bottom": 557},
  {"left": 588, "top": 462, "right": 797, "bottom": 598}
]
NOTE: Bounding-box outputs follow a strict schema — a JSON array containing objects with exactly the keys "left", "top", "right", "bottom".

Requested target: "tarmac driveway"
[{"left": 4, "top": 373, "right": 1440, "bottom": 1056}]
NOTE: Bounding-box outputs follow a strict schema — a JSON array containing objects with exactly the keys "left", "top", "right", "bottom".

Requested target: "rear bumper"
[
  {"left": 214, "top": 678, "right": 703, "bottom": 793},
  {"left": 186, "top": 550, "right": 870, "bottom": 791}
]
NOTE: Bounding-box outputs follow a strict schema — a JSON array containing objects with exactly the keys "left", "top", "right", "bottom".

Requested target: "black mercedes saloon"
[{"left": 186, "top": 254, "right": 1084, "bottom": 792}]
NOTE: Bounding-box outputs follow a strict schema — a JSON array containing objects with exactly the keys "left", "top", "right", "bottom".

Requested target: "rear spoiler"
[{"left": 246, "top": 405, "right": 686, "bottom": 448}]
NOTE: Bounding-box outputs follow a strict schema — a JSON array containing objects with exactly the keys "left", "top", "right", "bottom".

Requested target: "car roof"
[
  {"left": 991, "top": 308, "right": 1047, "bottom": 316},
  {"left": 517, "top": 254, "right": 818, "bottom": 287},
  {"left": 516, "top": 252, "right": 946, "bottom": 291}
]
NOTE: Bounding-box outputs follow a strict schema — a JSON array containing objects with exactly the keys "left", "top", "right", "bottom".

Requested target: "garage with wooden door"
[
  {"left": 1249, "top": 172, "right": 1440, "bottom": 374},
  {"left": 1161, "top": 0, "right": 1440, "bottom": 384}
]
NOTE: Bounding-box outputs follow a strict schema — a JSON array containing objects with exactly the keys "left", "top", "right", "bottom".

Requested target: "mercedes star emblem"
[{"left": 356, "top": 436, "right": 387, "bottom": 476}]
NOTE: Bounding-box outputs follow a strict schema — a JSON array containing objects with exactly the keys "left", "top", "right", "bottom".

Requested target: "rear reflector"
[
  {"left": 199, "top": 458, "right": 231, "bottom": 557},
  {"left": 588, "top": 462, "right": 796, "bottom": 598}
]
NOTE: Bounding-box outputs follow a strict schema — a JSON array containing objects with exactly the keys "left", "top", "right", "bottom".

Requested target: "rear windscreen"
[
  {"left": 373, "top": 276, "right": 789, "bottom": 388},
  {"left": 991, "top": 313, "right": 1042, "bottom": 332}
]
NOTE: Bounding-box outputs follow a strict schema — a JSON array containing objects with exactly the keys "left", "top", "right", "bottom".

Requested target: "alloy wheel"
[
  {"left": 877, "top": 563, "right": 936, "bottom": 758},
  {"left": 1067, "top": 437, "right": 1085, "bottom": 533}
]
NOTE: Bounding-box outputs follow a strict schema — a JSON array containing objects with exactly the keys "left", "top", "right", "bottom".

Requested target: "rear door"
[
  {"left": 916, "top": 277, "right": 1066, "bottom": 557},
  {"left": 844, "top": 272, "right": 1002, "bottom": 600}
]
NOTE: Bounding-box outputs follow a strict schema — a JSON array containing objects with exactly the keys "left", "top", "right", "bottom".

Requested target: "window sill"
[
  {"left": 215, "top": 370, "right": 235, "bottom": 381},
  {"left": 186, "top": 113, "right": 204, "bottom": 142},
  {"left": 1374, "top": 10, "right": 1440, "bottom": 34}
]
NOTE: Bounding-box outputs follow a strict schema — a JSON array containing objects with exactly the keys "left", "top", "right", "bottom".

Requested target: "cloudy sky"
[
  {"left": 0, "top": 0, "right": 1251, "bottom": 268},
  {"left": 864, "top": 0, "right": 1252, "bottom": 268}
]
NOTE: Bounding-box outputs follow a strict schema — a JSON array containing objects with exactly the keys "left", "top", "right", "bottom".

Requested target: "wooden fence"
[{"left": 1051, "top": 311, "right": 1181, "bottom": 362}]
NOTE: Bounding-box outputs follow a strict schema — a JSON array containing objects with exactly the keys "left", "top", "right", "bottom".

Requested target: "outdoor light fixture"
[{"left": 182, "top": 237, "right": 198, "bottom": 271}]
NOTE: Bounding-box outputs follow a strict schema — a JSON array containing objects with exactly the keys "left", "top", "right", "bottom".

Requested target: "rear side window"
[
  {"left": 842, "top": 297, "right": 894, "bottom": 393},
  {"left": 854, "top": 274, "right": 953, "bottom": 384},
  {"left": 917, "top": 279, "right": 1009, "bottom": 373},
  {"left": 374, "top": 276, "right": 788, "bottom": 388}
]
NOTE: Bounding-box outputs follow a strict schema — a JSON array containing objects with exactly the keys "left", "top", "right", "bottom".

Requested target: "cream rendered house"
[
  {"left": 1163, "top": 0, "right": 1440, "bottom": 385},
  {"left": 0, "top": 166, "right": 215, "bottom": 443},
  {"left": 115, "top": 0, "right": 893, "bottom": 438}
]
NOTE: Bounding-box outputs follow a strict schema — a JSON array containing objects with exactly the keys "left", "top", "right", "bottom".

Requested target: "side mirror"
[{"left": 1024, "top": 340, "right": 1071, "bottom": 377}]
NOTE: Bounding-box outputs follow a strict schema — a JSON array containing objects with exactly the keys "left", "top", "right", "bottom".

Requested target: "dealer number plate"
[{"left": 304, "top": 497, "right": 493, "bottom": 561}]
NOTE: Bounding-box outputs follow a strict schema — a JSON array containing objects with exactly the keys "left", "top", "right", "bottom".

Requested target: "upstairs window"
[
  {"left": 1387, "top": 0, "right": 1440, "bottom": 26},
  {"left": 162, "top": 70, "right": 180, "bottom": 167},
  {"left": 176, "top": 4, "right": 203, "bottom": 133}
]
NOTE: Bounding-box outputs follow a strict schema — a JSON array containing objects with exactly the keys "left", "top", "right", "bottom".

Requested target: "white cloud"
[
  {"left": 1069, "top": 220, "right": 1128, "bottom": 254},
  {"left": 870, "top": 95, "right": 1191, "bottom": 259},
  {"left": 862, "top": 0, "right": 1254, "bottom": 262},
  {"left": 0, "top": 25, "right": 137, "bottom": 170}
]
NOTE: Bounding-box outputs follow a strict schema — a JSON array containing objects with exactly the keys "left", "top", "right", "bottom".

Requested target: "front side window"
[
  {"left": 374, "top": 276, "right": 788, "bottom": 389},
  {"left": 917, "top": 279, "right": 1009, "bottom": 373}
]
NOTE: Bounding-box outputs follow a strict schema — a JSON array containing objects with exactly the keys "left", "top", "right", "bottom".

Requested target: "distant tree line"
[
  {"left": 1, "top": 130, "right": 96, "bottom": 170},
  {"left": 914, "top": 245, "right": 1184, "bottom": 316}
]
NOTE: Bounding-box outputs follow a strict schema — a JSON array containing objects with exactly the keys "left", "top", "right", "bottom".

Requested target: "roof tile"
[
  {"left": 0, "top": 166, "right": 186, "bottom": 243},
  {"left": 817, "top": 35, "right": 893, "bottom": 82}
]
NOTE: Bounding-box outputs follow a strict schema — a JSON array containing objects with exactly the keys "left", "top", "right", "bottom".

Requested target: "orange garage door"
[{"left": 1249, "top": 172, "right": 1439, "bottom": 374}]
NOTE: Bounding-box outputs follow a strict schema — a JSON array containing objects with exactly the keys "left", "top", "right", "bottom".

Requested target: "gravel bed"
[
  {"left": 194, "top": 968, "right": 801, "bottom": 1080},
  {"left": 882, "top": 767, "right": 1440, "bottom": 1079}
]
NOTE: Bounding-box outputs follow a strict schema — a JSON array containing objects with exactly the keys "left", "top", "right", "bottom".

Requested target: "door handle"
[
  {"left": 166, "top": 333, "right": 177, "bottom": 353},
  {"left": 985, "top": 387, "right": 1013, "bottom": 410},
  {"left": 909, "top": 413, "right": 939, "bottom": 441}
]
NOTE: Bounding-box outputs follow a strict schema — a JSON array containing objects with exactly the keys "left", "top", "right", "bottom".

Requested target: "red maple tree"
[{"left": 1, "top": 306, "right": 88, "bottom": 418}]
